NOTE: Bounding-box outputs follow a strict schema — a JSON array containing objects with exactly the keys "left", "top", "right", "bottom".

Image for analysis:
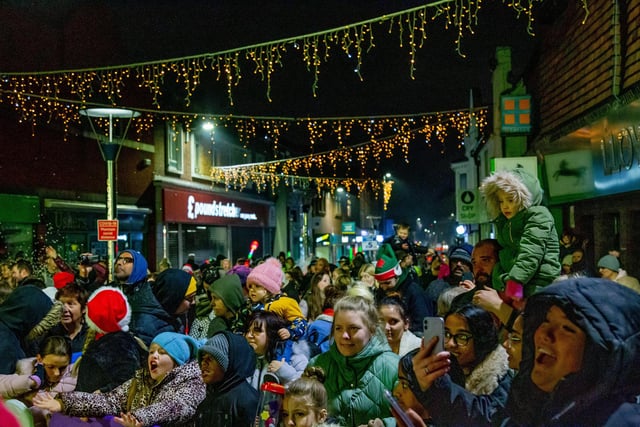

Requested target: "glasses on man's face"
[
  {"left": 115, "top": 256, "right": 134, "bottom": 265},
  {"left": 506, "top": 333, "right": 522, "bottom": 348},
  {"left": 444, "top": 331, "right": 473, "bottom": 346}
]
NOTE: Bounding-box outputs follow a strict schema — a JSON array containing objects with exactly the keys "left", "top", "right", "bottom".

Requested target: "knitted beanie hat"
[
  {"left": 374, "top": 244, "right": 402, "bottom": 281},
  {"left": 597, "top": 255, "right": 620, "bottom": 272},
  {"left": 247, "top": 257, "right": 283, "bottom": 294},
  {"left": 151, "top": 332, "right": 200, "bottom": 366},
  {"left": 449, "top": 246, "right": 473, "bottom": 267},
  {"left": 53, "top": 271, "right": 75, "bottom": 289},
  {"left": 85, "top": 287, "right": 131, "bottom": 335},
  {"left": 562, "top": 254, "right": 574, "bottom": 266},
  {"left": 198, "top": 332, "right": 230, "bottom": 372}
]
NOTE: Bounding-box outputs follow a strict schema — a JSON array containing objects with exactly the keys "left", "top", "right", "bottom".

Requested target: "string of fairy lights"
[{"left": 0, "top": 0, "right": 587, "bottom": 195}]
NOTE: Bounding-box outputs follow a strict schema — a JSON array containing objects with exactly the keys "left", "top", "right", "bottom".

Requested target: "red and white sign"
[
  {"left": 162, "top": 188, "right": 272, "bottom": 227},
  {"left": 97, "top": 219, "right": 119, "bottom": 241}
]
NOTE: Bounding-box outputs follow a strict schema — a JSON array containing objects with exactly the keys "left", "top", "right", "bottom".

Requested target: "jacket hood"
[
  {"left": 152, "top": 268, "right": 193, "bottom": 315},
  {"left": 508, "top": 277, "right": 640, "bottom": 423},
  {"left": 0, "top": 285, "right": 53, "bottom": 335},
  {"left": 210, "top": 273, "right": 245, "bottom": 312},
  {"left": 119, "top": 250, "right": 148, "bottom": 285},
  {"left": 201, "top": 330, "right": 256, "bottom": 394},
  {"left": 480, "top": 168, "right": 543, "bottom": 219},
  {"left": 328, "top": 328, "right": 392, "bottom": 369}
]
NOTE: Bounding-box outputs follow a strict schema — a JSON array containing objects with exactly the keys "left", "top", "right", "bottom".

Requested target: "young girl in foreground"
[{"left": 281, "top": 367, "right": 340, "bottom": 427}]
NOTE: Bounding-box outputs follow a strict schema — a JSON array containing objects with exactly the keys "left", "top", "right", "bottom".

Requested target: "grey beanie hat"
[{"left": 198, "top": 333, "right": 230, "bottom": 372}]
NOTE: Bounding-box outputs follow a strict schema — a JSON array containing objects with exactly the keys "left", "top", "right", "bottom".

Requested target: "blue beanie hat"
[{"left": 151, "top": 332, "right": 200, "bottom": 366}]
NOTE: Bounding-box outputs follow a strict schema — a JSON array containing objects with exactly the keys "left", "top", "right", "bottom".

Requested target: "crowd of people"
[{"left": 1, "top": 167, "right": 640, "bottom": 427}]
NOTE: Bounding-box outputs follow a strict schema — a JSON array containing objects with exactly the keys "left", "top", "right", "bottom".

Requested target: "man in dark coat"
[
  {"left": 196, "top": 331, "right": 259, "bottom": 427},
  {"left": 0, "top": 285, "right": 52, "bottom": 374}
]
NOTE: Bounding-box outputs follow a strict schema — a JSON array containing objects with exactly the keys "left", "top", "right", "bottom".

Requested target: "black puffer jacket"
[
  {"left": 506, "top": 278, "right": 640, "bottom": 426},
  {"left": 0, "top": 285, "right": 52, "bottom": 374},
  {"left": 75, "top": 330, "right": 143, "bottom": 393}
]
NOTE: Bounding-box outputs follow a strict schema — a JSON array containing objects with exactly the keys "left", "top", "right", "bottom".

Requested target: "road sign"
[
  {"left": 362, "top": 240, "right": 379, "bottom": 251},
  {"left": 97, "top": 219, "right": 119, "bottom": 241}
]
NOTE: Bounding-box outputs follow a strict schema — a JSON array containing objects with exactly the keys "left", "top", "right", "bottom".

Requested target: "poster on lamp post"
[{"left": 97, "top": 219, "right": 119, "bottom": 241}]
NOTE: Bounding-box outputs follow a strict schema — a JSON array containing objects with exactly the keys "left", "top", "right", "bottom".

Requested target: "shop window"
[{"left": 166, "top": 122, "right": 185, "bottom": 174}]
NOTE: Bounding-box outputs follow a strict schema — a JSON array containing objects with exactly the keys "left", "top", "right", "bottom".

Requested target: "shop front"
[
  {"left": 540, "top": 100, "right": 640, "bottom": 275},
  {"left": 0, "top": 193, "right": 40, "bottom": 260},
  {"left": 159, "top": 186, "right": 275, "bottom": 269},
  {"left": 43, "top": 199, "right": 151, "bottom": 263}
]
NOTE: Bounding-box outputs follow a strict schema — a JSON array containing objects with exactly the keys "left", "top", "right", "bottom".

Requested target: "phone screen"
[
  {"left": 383, "top": 390, "right": 414, "bottom": 427},
  {"left": 423, "top": 316, "right": 445, "bottom": 353}
]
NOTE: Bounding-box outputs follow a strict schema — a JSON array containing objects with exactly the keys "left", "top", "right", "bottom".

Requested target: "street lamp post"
[{"left": 79, "top": 107, "right": 140, "bottom": 281}]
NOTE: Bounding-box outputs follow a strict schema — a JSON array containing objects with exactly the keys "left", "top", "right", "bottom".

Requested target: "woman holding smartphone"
[{"left": 403, "top": 304, "right": 514, "bottom": 426}]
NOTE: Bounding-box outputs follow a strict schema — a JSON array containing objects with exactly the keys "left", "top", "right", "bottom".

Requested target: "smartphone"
[
  {"left": 383, "top": 389, "right": 415, "bottom": 427},
  {"left": 423, "top": 316, "right": 445, "bottom": 353}
]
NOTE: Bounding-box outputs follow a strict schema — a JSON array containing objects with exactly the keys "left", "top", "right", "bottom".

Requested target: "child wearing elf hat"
[
  {"left": 246, "top": 257, "right": 308, "bottom": 364},
  {"left": 373, "top": 243, "right": 432, "bottom": 335},
  {"left": 73, "top": 287, "right": 143, "bottom": 394},
  {"left": 34, "top": 331, "right": 206, "bottom": 427}
]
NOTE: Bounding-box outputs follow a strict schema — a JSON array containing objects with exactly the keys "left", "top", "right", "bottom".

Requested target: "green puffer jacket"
[
  {"left": 308, "top": 331, "right": 399, "bottom": 427},
  {"left": 480, "top": 168, "right": 560, "bottom": 296}
]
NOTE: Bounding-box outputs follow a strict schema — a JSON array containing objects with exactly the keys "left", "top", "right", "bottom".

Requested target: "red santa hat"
[
  {"left": 53, "top": 271, "right": 75, "bottom": 289},
  {"left": 85, "top": 287, "right": 131, "bottom": 337}
]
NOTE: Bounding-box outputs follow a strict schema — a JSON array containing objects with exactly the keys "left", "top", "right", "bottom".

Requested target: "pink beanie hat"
[{"left": 247, "top": 258, "right": 283, "bottom": 294}]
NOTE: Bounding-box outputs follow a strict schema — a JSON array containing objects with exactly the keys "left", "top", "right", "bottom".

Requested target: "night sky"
[{"left": 0, "top": 0, "right": 538, "bottom": 225}]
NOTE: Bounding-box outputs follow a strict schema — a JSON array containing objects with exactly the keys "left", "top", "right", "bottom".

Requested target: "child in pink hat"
[{"left": 246, "top": 257, "right": 308, "bottom": 365}]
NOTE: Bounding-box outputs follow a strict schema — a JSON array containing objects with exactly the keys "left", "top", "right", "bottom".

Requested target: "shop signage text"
[
  {"left": 601, "top": 125, "right": 640, "bottom": 175},
  {"left": 163, "top": 188, "right": 269, "bottom": 227},
  {"left": 187, "top": 195, "right": 257, "bottom": 220}
]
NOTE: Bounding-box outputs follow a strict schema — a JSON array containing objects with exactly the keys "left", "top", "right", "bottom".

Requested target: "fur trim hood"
[
  {"left": 465, "top": 344, "right": 511, "bottom": 395},
  {"left": 480, "top": 168, "right": 543, "bottom": 219}
]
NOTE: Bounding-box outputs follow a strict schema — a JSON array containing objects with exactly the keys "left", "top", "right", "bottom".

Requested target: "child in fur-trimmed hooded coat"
[{"left": 480, "top": 168, "right": 560, "bottom": 304}]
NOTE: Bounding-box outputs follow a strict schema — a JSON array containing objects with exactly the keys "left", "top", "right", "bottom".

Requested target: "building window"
[
  {"left": 334, "top": 192, "right": 343, "bottom": 219},
  {"left": 192, "top": 131, "right": 215, "bottom": 180},
  {"left": 166, "top": 122, "right": 185, "bottom": 174},
  {"left": 313, "top": 192, "right": 326, "bottom": 216}
]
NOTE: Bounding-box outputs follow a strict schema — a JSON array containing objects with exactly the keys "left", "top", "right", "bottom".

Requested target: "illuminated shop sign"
[{"left": 163, "top": 188, "right": 269, "bottom": 226}]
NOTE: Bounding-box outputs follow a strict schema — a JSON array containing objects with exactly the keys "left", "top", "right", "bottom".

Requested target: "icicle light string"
[{"left": 0, "top": 0, "right": 588, "bottom": 116}]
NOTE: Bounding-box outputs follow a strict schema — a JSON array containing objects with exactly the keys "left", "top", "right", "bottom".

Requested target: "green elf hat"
[{"left": 374, "top": 243, "right": 402, "bottom": 281}]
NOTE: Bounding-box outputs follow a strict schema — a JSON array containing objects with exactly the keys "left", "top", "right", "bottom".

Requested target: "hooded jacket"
[
  {"left": 118, "top": 250, "right": 176, "bottom": 346},
  {"left": 0, "top": 285, "right": 53, "bottom": 374},
  {"left": 153, "top": 268, "right": 195, "bottom": 316},
  {"left": 480, "top": 168, "right": 560, "bottom": 296},
  {"left": 308, "top": 331, "right": 399, "bottom": 427},
  {"left": 207, "top": 273, "right": 246, "bottom": 336},
  {"left": 195, "top": 331, "right": 259, "bottom": 427},
  {"left": 505, "top": 278, "right": 640, "bottom": 426}
]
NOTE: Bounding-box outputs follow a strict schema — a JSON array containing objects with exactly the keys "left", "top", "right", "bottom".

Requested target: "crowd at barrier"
[{"left": 1, "top": 167, "right": 639, "bottom": 427}]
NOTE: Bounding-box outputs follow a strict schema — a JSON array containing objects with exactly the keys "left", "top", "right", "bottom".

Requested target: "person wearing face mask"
[{"left": 34, "top": 332, "right": 206, "bottom": 427}]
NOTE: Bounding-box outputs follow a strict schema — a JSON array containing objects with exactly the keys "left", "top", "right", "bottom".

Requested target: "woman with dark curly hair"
[{"left": 398, "top": 304, "right": 514, "bottom": 426}]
